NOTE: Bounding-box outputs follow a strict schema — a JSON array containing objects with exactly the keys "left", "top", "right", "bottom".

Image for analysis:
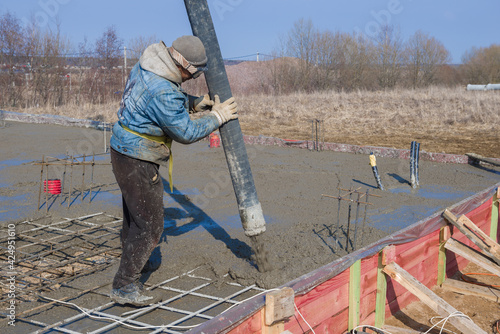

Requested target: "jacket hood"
[{"left": 139, "top": 42, "right": 182, "bottom": 84}]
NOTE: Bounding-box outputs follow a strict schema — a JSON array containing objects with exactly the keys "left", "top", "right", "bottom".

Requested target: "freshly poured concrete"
[{"left": 1, "top": 120, "right": 499, "bottom": 293}]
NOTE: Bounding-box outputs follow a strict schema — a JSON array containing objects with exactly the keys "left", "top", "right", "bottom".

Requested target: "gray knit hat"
[{"left": 171, "top": 35, "right": 207, "bottom": 66}]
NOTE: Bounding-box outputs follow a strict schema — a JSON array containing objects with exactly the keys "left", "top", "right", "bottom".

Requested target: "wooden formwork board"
[{"left": 383, "top": 262, "right": 487, "bottom": 334}]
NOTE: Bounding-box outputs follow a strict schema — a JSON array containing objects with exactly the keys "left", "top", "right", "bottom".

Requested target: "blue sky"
[{"left": 1, "top": 0, "right": 498, "bottom": 63}]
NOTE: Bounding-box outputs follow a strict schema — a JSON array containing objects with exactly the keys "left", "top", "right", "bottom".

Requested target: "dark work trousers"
[{"left": 110, "top": 148, "right": 164, "bottom": 289}]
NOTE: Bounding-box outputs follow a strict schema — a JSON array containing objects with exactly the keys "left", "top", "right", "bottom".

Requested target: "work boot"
[{"left": 110, "top": 281, "right": 160, "bottom": 306}]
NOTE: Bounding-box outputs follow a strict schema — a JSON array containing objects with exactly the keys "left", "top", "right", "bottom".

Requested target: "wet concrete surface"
[{"left": 1, "top": 121, "right": 499, "bottom": 319}]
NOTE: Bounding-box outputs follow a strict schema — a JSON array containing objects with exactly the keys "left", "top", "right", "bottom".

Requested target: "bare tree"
[
  {"left": 95, "top": 25, "right": 123, "bottom": 69},
  {"left": 285, "top": 18, "right": 317, "bottom": 91},
  {"left": 0, "top": 11, "right": 24, "bottom": 107},
  {"left": 375, "top": 25, "right": 404, "bottom": 89},
  {"left": 314, "top": 30, "right": 344, "bottom": 90},
  {"left": 128, "top": 34, "right": 157, "bottom": 61},
  {"left": 461, "top": 44, "right": 500, "bottom": 84},
  {"left": 341, "top": 32, "right": 375, "bottom": 90},
  {"left": 406, "top": 30, "right": 451, "bottom": 87},
  {"left": 94, "top": 25, "right": 123, "bottom": 103},
  {"left": 22, "top": 16, "right": 71, "bottom": 108}
]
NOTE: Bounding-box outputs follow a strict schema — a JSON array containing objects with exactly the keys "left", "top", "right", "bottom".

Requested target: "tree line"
[
  {"left": 0, "top": 12, "right": 499, "bottom": 112},
  {"left": 267, "top": 19, "right": 500, "bottom": 94},
  {"left": 0, "top": 11, "right": 156, "bottom": 110}
]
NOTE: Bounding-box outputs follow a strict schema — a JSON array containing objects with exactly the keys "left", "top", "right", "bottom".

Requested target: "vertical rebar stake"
[
  {"left": 103, "top": 122, "right": 107, "bottom": 153},
  {"left": 81, "top": 154, "right": 86, "bottom": 202},
  {"left": 38, "top": 155, "right": 44, "bottom": 211},
  {"left": 311, "top": 120, "right": 314, "bottom": 150},
  {"left": 370, "top": 153, "right": 385, "bottom": 190},
  {"left": 89, "top": 153, "right": 95, "bottom": 203},
  {"left": 415, "top": 142, "right": 420, "bottom": 186},
  {"left": 410, "top": 141, "right": 416, "bottom": 188},
  {"left": 316, "top": 119, "right": 319, "bottom": 152},
  {"left": 353, "top": 191, "right": 361, "bottom": 250},
  {"left": 45, "top": 160, "right": 49, "bottom": 213},
  {"left": 68, "top": 155, "right": 73, "bottom": 209},
  {"left": 61, "top": 154, "right": 67, "bottom": 206},
  {"left": 346, "top": 186, "right": 353, "bottom": 251},
  {"left": 335, "top": 186, "right": 341, "bottom": 251},
  {"left": 321, "top": 120, "right": 325, "bottom": 151},
  {"left": 360, "top": 189, "right": 370, "bottom": 246}
]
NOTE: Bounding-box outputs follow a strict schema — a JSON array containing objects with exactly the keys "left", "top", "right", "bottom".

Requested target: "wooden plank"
[
  {"left": 382, "top": 325, "right": 426, "bottom": 333},
  {"left": 442, "top": 278, "right": 500, "bottom": 303},
  {"left": 444, "top": 238, "right": 500, "bottom": 276},
  {"left": 348, "top": 259, "right": 361, "bottom": 331},
  {"left": 261, "top": 308, "right": 283, "bottom": 334},
  {"left": 264, "top": 288, "right": 294, "bottom": 326},
  {"left": 438, "top": 226, "right": 450, "bottom": 286},
  {"left": 443, "top": 209, "right": 500, "bottom": 265},
  {"left": 459, "top": 214, "right": 500, "bottom": 255},
  {"left": 383, "top": 262, "right": 487, "bottom": 334},
  {"left": 374, "top": 251, "right": 387, "bottom": 328},
  {"left": 491, "top": 188, "right": 499, "bottom": 241},
  {"left": 382, "top": 245, "right": 396, "bottom": 265},
  {"left": 466, "top": 153, "right": 500, "bottom": 167}
]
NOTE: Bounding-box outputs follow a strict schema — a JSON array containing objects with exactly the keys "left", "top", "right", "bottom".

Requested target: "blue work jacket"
[{"left": 110, "top": 62, "right": 220, "bottom": 166}]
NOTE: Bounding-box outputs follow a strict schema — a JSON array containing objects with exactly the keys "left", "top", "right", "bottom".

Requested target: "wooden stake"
[
  {"left": 491, "top": 187, "right": 499, "bottom": 241},
  {"left": 383, "top": 262, "right": 487, "bottom": 334},
  {"left": 442, "top": 278, "right": 500, "bottom": 303},
  {"left": 443, "top": 209, "right": 500, "bottom": 265},
  {"left": 437, "top": 225, "right": 451, "bottom": 286},
  {"left": 348, "top": 259, "right": 361, "bottom": 331},
  {"left": 262, "top": 287, "right": 294, "bottom": 334},
  {"left": 444, "top": 238, "right": 500, "bottom": 276},
  {"left": 374, "top": 251, "right": 387, "bottom": 328},
  {"left": 264, "top": 287, "right": 294, "bottom": 326}
]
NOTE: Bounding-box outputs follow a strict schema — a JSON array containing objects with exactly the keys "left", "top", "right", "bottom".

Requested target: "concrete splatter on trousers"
[{"left": 110, "top": 148, "right": 164, "bottom": 289}]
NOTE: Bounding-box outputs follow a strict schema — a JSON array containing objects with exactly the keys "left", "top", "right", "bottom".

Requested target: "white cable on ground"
[
  {"left": 40, "top": 286, "right": 321, "bottom": 333},
  {"left": 38, "top": 295, "right": 199, "bottom": 330},
  {"left": 351, "top": 311, "right": 470, "bottom": 334},
  {"left": 426, "top": 311, "right": 471, "bottom": 334}
]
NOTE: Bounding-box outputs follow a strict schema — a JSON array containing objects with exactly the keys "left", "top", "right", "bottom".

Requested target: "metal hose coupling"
[{"left": 239, "top": 202, "right": 266, "bottom": 237}]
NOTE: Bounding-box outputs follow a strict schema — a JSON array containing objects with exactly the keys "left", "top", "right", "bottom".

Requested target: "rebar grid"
[
  {"left": 318, "top": 187, "right": 381, "bottom": 253},
  {"left": 1, "top": 213, "right": 265, "bottom": 333},
  {"left": 10, "top": 268, "right": 264, "bottom": 334},
  {"left": 0, "top": 213, "right": 122, "bottom": 304}
]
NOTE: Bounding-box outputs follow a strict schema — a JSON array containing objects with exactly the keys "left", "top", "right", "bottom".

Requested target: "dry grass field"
[
  {"left": 237, "top": 86, "right": 500, "bottom": 158},
  {"left": 13, "top": 85, "right": 499, "bottom": 158}
]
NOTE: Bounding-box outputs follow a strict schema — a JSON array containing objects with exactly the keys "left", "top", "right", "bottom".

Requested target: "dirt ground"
[{"left": 1, "top": 120, "right": 499, "bottom": 332}]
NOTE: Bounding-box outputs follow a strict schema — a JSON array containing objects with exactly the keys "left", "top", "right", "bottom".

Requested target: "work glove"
[
  {"left": 210, "top": 95, "right": 238, "bottom": 126},
  {"left": 192, "top": 94, "right": 214, "bottom": 113}
]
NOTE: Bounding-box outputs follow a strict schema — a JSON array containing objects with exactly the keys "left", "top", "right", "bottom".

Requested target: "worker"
[{"left": 109, "top": 36, "right": 237, "bottom": 306}]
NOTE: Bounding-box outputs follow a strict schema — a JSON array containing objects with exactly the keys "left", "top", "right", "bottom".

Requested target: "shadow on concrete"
[
  {"left": 352, "top": 178, "right": 377, "bottom": 189},
  {"left": 159, "top": 178, "right": 254, "bottom": 263},
  {"left": 388, "top": 173, "right": 409, "bottom": 185}
]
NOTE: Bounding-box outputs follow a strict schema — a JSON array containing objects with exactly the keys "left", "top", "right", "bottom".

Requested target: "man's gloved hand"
[
  {"left": 193, "top": 94, "right": 214, "bottom": 113},
  {"left": 210, "top": 95, "right": 238, "bottom": 126}
]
